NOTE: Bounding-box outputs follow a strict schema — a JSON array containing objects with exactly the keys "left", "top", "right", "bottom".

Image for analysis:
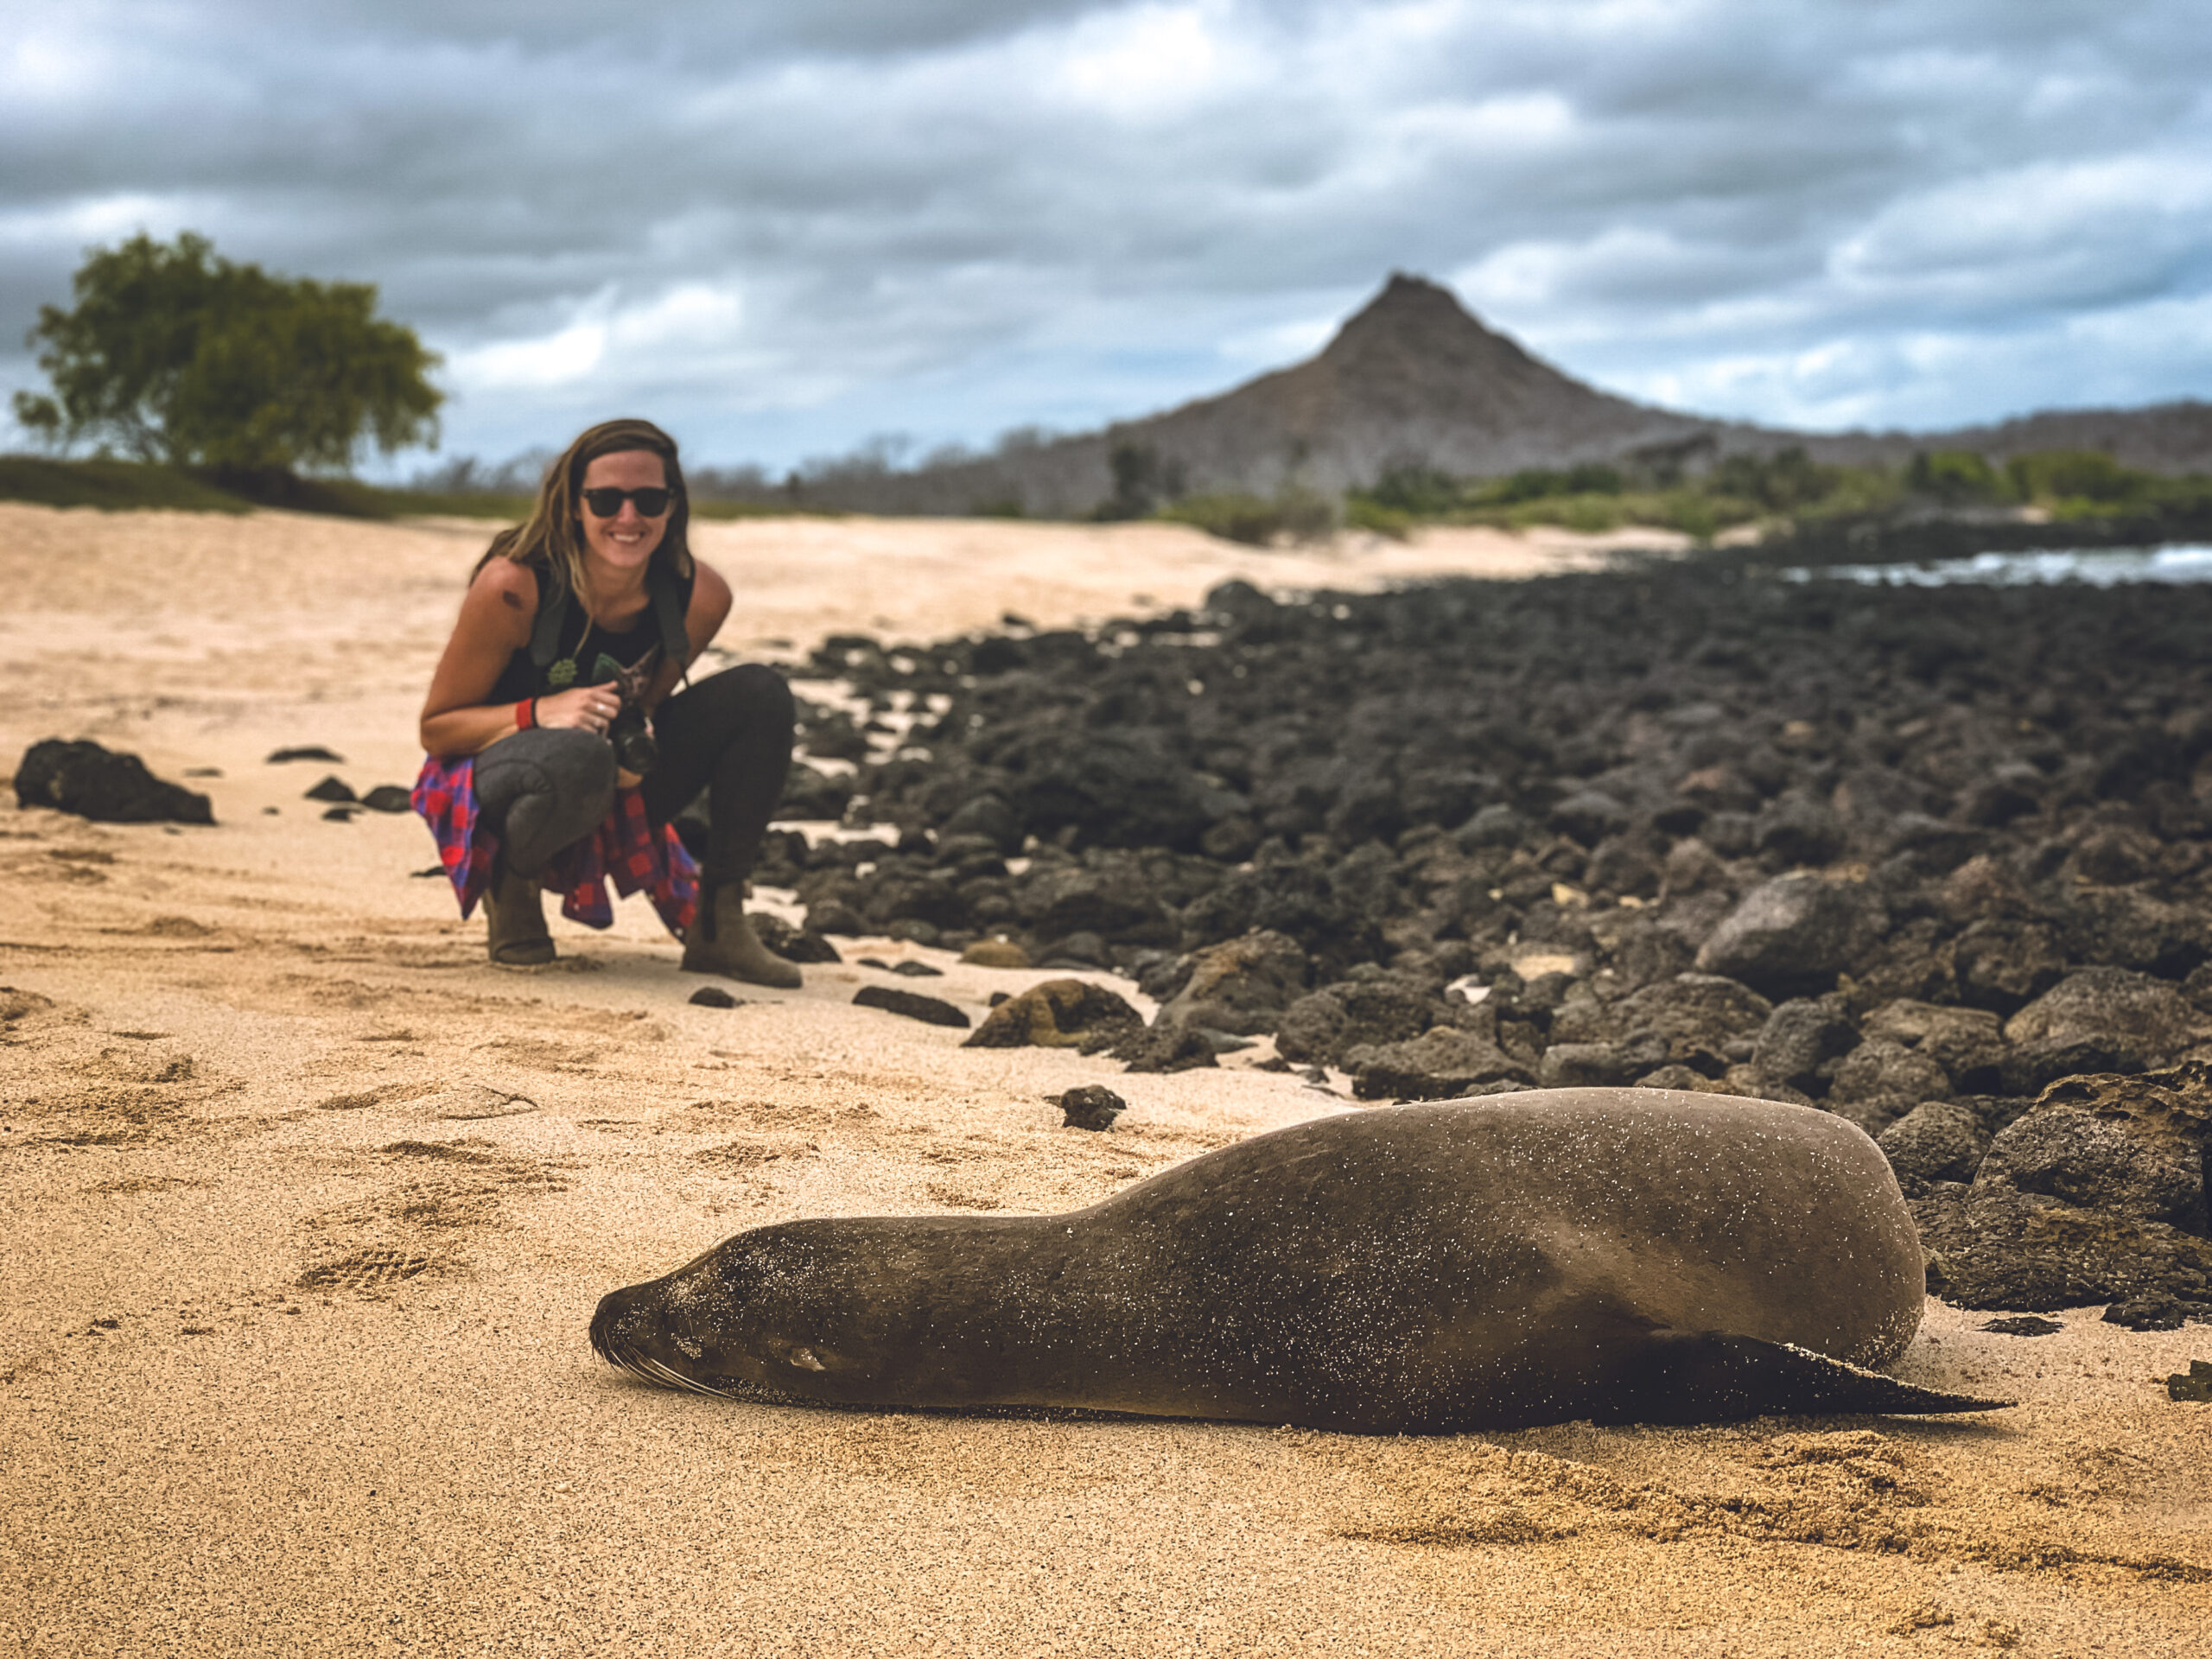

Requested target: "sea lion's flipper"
[{"left": 1610, "top": 1331, "right": 2013, "bottom": 1424}]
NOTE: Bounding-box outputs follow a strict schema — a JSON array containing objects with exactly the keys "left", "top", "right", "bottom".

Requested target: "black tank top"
[{"left": 489, "top": 564, "right": 696, "bottom": 703}]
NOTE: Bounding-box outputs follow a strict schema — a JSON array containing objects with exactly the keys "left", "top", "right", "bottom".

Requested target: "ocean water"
[{"left": 1789, "top": 544, "right": 2212, "bottom": 587}]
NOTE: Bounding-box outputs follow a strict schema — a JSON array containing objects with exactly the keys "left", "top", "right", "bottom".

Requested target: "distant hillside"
[{"left": 786, "top": 274, "right": 2212, "bottom": 518}]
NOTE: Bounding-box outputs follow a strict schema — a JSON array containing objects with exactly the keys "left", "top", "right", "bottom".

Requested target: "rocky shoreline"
[{"left": 730, "top": 566, "right": 2212, "bottom": 1324}]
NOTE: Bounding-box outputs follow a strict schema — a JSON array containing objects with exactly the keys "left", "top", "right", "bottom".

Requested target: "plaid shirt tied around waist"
[{"left": 410, "top": 754, "right": 697, "bottom": 937}]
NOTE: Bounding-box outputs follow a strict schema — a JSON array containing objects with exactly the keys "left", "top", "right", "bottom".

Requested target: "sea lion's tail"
[{"left": 1610, "top": 1331, "right": 2012, "bottom": 1425}]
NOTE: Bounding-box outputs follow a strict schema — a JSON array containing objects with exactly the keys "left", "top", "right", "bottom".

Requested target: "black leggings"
[{"left": 473, "top": 664, "right": 793, "bottom": 882}]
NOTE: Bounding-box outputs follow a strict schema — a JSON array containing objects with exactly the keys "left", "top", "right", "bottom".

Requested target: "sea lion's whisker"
[
  {"left": 651, "top": 1357, "right": 734, "bottom": 1399},
  {"left": 611, "top": 1348, "right": 734, "bottom": 1399}
]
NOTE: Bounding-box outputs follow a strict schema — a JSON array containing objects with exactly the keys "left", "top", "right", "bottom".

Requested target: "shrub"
[{"left": 1158, "top": 484, "right": 1336, "bottom": 546}]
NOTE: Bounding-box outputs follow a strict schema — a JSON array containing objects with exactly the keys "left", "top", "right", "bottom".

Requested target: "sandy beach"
[{"left": 1, "top": 500, "right": 2205, "bottom": 1658}]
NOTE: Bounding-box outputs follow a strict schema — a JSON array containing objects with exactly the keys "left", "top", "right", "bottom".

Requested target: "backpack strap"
[
  {"left": 649, "top": 563, "right": 694, "bottom": 685},
  {"left": 528, "top": 565, "right": 569, "bottom": 670}
]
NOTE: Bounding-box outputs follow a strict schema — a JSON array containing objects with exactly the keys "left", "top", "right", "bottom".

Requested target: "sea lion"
[{"left": 591, "top": 1090, "right": 2006, "bottom": 1430}]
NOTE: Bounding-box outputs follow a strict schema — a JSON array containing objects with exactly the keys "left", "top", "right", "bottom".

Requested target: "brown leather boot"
[
  {"left": 483, "top": 861, "right": 555, "bottom": 967},
  {"left": 682, "top": 879, "right": 801, "bottom": 988}
]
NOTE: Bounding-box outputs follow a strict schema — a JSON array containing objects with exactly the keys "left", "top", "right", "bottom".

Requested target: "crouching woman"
[{"left": 412, "top": 416, "right": 800, "bottom": 987}]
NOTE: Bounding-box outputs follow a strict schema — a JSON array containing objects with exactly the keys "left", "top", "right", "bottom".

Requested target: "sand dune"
[{"left": 1, "top": 502, "right": 2204, "bottom": 1657}]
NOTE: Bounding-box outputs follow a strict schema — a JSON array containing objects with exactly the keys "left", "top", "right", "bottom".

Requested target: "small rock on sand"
[
  {"left": 853, "top": 985, "right": 970, "bottom": 1028},
  {"left": 1058, "top": 1085, "right": 1126, "bottom": 1131}
]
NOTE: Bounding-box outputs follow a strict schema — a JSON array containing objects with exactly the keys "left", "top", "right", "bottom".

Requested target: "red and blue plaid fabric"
[{"left": 411, "top": 754, "right": 697, "bottom": 937}]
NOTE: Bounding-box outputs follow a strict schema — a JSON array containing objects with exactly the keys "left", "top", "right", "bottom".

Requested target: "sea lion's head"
[{"left": 589, "top": 1226, "right": 851, "bottom": 1402}]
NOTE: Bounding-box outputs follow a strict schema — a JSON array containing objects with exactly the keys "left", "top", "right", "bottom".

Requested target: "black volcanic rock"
[
  {"left": 1878, "top": 1103, "right": 1991, "bottom": 1195},
  {"left": 1914, "top": 1188, "right": 2210, "bottom": 1311},
  {"left": 852, "top": 985, "right": 969, "bottom": 1028},
  {"left": 15, "top": 739, "right": 214, "bottom": 825},
  {"left": 1974, "top": 1065, "right": 2210, "bottom": 1230},
  {"left": 1058, "top": 1085, "right": 1127, "bottom": 1131},
  {"left": 2002, "top": 967, "right": 2201, "bottom": 1083},
  {"left": 963, "top": 979, "right": 1142, "bottom": 1049},
  {"left": 1695, "top": 876, "right": 1885, "bottom": 998},
  {"left": 1154, "top": 929, "right": 1310, "bottom": 1036},
  {"left": 1751, "top": 998, "right": 1859, "bottom": 1095},
  {"left": 1344, "top": 1027, "right": 1533, "bottom": 1100}
]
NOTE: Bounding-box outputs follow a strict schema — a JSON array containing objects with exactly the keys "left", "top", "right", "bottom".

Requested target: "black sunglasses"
[{"left": 581, "top": 486, "right": 677, "bottom": 518}]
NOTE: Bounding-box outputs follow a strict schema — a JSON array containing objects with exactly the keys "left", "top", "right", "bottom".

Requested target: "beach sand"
[{"left": 1, "top": 501, "right": 2204, "bottom": 1657}]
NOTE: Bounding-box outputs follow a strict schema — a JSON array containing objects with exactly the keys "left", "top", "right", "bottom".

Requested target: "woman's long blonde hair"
[{"left": 472, "top": 418, "right": 696, "bottom": 604}]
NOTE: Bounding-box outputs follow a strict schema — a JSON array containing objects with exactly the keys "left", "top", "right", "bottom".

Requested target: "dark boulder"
[
  {"left": 1179, "top": 861, "right": 1381, "bottom": 976},
  {"left": 864, "top": 874, "right": 973, "bottom": 935},
  {"left": 779, "top": 761, "right": 855, "bottom": 821},
  {"left": 1549, "top": 973, "right": 1772, "bottom": 1077},
  {"left": 1915, "top": 1063, "right": 2212, "bottom": 1309},
  {"left": 1956, "top": 762, "right": 2046, "bottom": 828},
  {"left": 1008, "top": 732, "right": 1217, "bottom": 851},
  {"left": 2061, "top": 888, "right": 2210, "bottom": 979},
  {"left": 852, "top": 985, "right": 970, "bottom": 1028},
  {"left": 1915, "top": 1186, "right": 2211, "bottom": 1311},
  {"left": 962, "top": 978, "right": 1143, "bottom": 1049},
  {"left": 805, "top": 899, "right": 866, "bottom": 937},
  {"left": 1095, "top": 1023, "right": 1219, "bottom": 1074},
  {"left": 1825, "top": 1039, "right": 1951, "bottom": 1138},
  {"left": 1952, "top": 919, "right": 2066, "bottom": 1014},
  {"left": 1751, "top": 997, "right": 1859, "bottom": 1095},
  {"left": 1753, "top": 795, "right": 1847, "bottom": 867},
  {"left": 1549, "top": 790, "right": 1630, "bottom": 848},
  {"left": 15, "top": 739, "right": 214, "bottom": 825},
  {"left": 1273, "top": 973, "right": 1442, "bottom": 1069},
  {"left": 1861, "top": 1000, "right": 2009, "bottom": 1093},
  {"left": 2002, "top": 967, "right": 2202, "bottom": 1085},
  {"left": 2069, "top": 822, "right": 2161, "bottom": 887},
  {"left": 1016, "top": 862, "right": 1179, "bottom": 948},
  {"left": 941, "top": 793, "right": 1020, "bottom": 853},
  {"left": 2103, "top": 1297, "right": 2210, "bottom": 1332},
  {"left": 1457, "top": 804, "right": 1526, "bottom": 849},
  {"left": 1981, "top": 1316, "right": 2064, "bottom": 1337},
  {"left": 1694, "top": 875, "right": 1885, "bottom": 998},
  {"left": 1154, "top": 929, "right": 1309, "bottom": 1036},
  {"left": 1877, "top": 1102, "right": 1991, "bottom": 1194},
  {"left": 1344, "top": 1027, "right": 1534, "bottom": 1100},
  {"left": 1584, "top": 836, "right": 1664, "bottom": 901},
  {"left": 1537, "top": 1042, "right": 1644, "bottom": 1089},
  {"left": 1974, "top": 1065, "right": 2210, "bottom": 1230}
]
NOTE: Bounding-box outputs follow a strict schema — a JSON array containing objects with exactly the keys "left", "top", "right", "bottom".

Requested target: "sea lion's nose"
[{"left": 589, "top": 1284, "right": 657, "bottom": 1363}]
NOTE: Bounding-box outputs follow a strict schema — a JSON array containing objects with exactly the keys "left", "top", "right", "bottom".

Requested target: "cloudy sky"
[{"left": 5, "top": 0, "right": 2209, "bottom": 475}]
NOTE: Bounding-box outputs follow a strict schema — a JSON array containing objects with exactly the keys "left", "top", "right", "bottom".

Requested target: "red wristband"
[{"left": 514, "top": 699, "right": 535, "bottom": 730}]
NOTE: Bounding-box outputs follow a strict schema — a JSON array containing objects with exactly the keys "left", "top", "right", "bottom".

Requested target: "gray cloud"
[{"left": 3, "top": 0, "right": 2208, "bottom": 469}]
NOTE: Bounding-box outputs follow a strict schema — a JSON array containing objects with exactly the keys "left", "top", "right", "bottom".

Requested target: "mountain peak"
[{"left": 1318, "top": 273, "right": 1513, "bottom": 352}]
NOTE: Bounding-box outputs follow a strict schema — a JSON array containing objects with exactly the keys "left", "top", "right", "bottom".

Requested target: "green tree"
[
  {"left": 1906, "top": 448, "right": 2007, "bottom": 503},
  {"left": 2005, "top": 448, "right": 2143, "bottom": 507},
  {"left": 13, "top": 231, "right": 442, "bottom": 472}
]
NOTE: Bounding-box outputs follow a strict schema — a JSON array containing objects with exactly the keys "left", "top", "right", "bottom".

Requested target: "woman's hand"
[
  {"left": 535, "top": 684, "right": 624, "bottom": 735},
  {"left": 533, "top": 689, "right": 651, "bottom": 785}
]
